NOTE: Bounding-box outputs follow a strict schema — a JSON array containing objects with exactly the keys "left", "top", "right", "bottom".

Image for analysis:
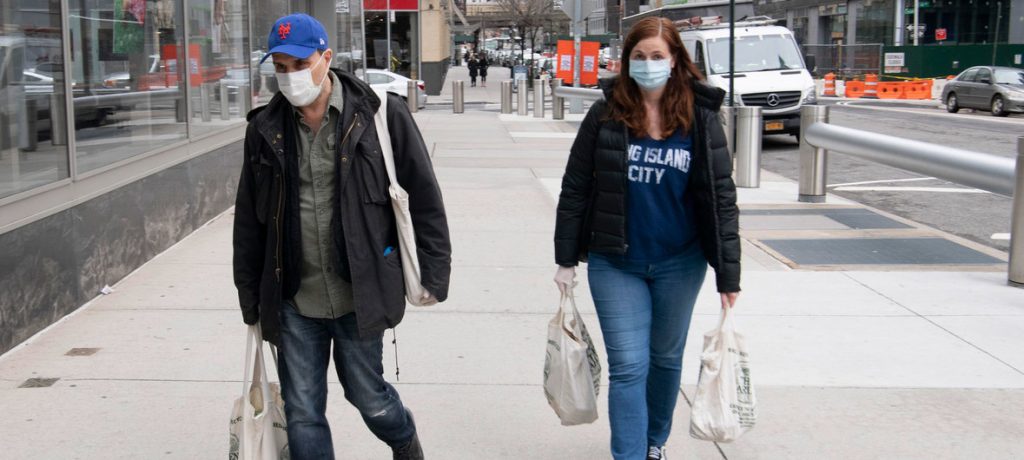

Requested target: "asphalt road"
[{"left": 758, "top": 100, "right": 1022, "bottom": 252}]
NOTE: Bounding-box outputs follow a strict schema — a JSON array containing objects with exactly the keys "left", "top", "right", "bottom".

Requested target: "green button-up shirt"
[{"left": 291, "top": 72, "right": 354, "bottom": 319}]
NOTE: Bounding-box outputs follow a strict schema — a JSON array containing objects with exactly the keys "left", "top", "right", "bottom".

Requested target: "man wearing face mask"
[{"left": 232, "top": 13, "right": 451, "bottom": 460}]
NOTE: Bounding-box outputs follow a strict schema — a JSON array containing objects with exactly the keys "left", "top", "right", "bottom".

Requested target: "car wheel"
[
  {"left": 945, "top": 93, "right": 959, "bottom": 113},
  {"left": 991, "top": 95, "right": 1008, "bottom": 117}
]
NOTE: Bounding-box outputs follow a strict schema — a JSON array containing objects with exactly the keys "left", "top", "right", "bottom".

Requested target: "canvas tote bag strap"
[
  {"left": 242, "top": 326, "right": 256, "bottom": 398},
  {"left": 372, "top": 89, "right": 399, "bottom": 187}
]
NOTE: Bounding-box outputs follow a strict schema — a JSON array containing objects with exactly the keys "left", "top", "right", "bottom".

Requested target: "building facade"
[
  {"left": 755, "top": 0, "right": 1023, "bottom": 47},
  {"left": 0, "top": 0, "right": 421, "bottom": 355}
]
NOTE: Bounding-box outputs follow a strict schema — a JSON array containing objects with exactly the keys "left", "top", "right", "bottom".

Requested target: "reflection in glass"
[
  {"left": 69, "top": 0, "right": 187, "bottom": 174},
  {"left": 249, "top": 0, "right": 289, "bottom": 104},
  {"left": 0, "top": 0, "right": 70, "bottom": 199},
  {"left": 188, "top": 0, "right": 250, "bottom": 135}
]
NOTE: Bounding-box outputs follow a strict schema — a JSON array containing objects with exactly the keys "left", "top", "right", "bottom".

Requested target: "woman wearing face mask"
[{"left": 553, "top": 17, "right": 740, "bottom": 460}]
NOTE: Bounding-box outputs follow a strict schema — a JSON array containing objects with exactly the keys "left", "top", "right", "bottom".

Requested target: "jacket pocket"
[
  {"left": 252, "top": 156, "right": 275, "bottom": 224},
  {"left": 356, "top": 135, "right": 390, "bottom": 205}
]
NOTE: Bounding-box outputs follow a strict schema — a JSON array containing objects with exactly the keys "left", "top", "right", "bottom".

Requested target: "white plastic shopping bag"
[
  {"left": 229, "top": 326, "right": 289, "bottom": 459},
  {"left": 689, "top": 307, "right": 756, "bottom": 442},
  {"left": 543, "top": 290, "right": 602, "bottom": 426}
]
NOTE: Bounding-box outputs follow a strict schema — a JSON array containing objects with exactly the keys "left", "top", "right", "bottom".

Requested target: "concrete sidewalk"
[{"left": 2, "top": 82, "right": 1024, "bottom": 459}]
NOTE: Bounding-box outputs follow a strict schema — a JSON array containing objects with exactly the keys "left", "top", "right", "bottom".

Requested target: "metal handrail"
[
  {"left": 798, "top": 106, "right": 1022, "bottom": 287},
  {"left": 552, "top": 86, "right": 604, "bottom": 102},
  {"left": 804, "top": 122, "right": 1017, "bottom": 197}
]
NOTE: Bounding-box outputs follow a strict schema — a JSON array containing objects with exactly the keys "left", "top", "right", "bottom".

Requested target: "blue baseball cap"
[{"left": 260, "top": 14, "right": 329, "bottom": 64}]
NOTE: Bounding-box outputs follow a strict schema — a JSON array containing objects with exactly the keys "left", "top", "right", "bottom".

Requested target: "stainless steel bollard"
[
  {"left": 720, "top": 106, "right": 735, "bottom": 157},
  {"left": 200, "top": 83, "right": 212, "bottom": 122},
  {"left": 517, "top": 81, "right": 529, "bottom": 116},
  {"left": 533, "top": 78, "right": 545, "bottom": 118},
  {"left": 219, "top": 83, "right": 230, "bottom": 120},
  {"left": 452, "top": 81, "right": 464, "bottom": 114},
  {"left": 239, "top": 84, "right": 252, "bottom": 116},
  {"left": 19, "top": 98, "right": 38, "bottom": 152},
  {"left": 734, "top": 107, "right": 762, "bottom": 188},
  {"left": 501, "top": 81, "right": 513, "bottom": 114},
  {"left": 50, "top": 93, "right": 67, "bottom": 145},
  {"left": 1010, "top": 136, "right": 1024, "bottom": 287},
  {"left": 798, "top": 105, "right": 830, "bottom": 203},
  {"left": 552, "top": 79, "right": 565, "bottom": 120},
  {"left": 407, "top": 80, "right": 418, "bottom": 113}
]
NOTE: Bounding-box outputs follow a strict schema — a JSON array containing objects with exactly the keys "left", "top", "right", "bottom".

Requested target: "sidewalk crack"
[{"left": 842, "top": 273, "right": 1024, "bottom": 377}]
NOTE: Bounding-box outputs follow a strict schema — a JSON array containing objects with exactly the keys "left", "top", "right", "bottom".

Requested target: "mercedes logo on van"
[{"left": 766, "top": 93, "right": 781, "bottom": 107}]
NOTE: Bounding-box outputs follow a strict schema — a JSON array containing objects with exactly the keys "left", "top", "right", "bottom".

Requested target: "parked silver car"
[{"left": 942, "top": 66, "right": 1024, "bottom": 117}]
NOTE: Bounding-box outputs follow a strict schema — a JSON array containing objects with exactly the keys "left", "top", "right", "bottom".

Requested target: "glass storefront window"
[
  {"left": 365, "top": 8, "right": 418, "bottom": 79},
  {"left": 68, "top": 0, "right": 187, "bottom": 174},
  {"left": 188, "top": 0, "right": 250, "bottom": 136},
  {"left": 250, "top": 0, "right": 290, "bottom": 104},
  {"left": 0, "top": 0, "right": 71, "bottom": 199}
]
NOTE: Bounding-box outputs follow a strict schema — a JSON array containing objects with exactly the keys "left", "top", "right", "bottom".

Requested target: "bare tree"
[{"left": 495, "top": 0, "right": 556, "bottom": 69}]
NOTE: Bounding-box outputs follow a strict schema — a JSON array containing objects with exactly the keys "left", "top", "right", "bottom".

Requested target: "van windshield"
[{"left": 706, "top": 34, "right": 804, "bottom": 74}]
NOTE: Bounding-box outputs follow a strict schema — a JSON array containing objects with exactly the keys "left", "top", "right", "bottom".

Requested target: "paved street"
[
  {"left": 0, "top": 66, "right": 1022, "bottom": 459},
  {"left": 759, "top": 99, "right": 1022, "bottom": 252}
]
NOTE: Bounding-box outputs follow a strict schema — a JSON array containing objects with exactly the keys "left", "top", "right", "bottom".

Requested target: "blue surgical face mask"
[{"left": 629, "top": 59, "right": 673, "bottom": 90}]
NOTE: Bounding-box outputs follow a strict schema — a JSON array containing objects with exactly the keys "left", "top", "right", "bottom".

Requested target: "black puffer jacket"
[
  {"left": 233, "top": 69, "right": 452, "bottom": 344},
  {"left": 554, "top": 77, "right": 740, "bottom": 293}
]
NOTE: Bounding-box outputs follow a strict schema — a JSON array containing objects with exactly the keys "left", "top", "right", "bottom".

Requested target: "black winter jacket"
[
  {"left": 554, "top": 77, "right": 741, "bottom": 293},
  {"left": 233, "top": 69, "right": 452, "bottom": 344}
]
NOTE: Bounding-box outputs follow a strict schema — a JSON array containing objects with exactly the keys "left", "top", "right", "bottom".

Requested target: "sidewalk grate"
[
  {"left": 19, "top": 378, "right": 59, "bottom": 388},
  {"left": 761, "top": 238, "right": 1003, "bottom": 266},
  {"left": 741, "top": 208, "right": 911, "bottom": 230},
  {"left": 65, "top": 348, "right": 100, "bottom": 356}
]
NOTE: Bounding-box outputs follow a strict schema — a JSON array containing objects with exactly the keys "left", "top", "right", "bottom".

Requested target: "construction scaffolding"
[{"left": 802, "top": 43, "right": 883, "bottom": 80}]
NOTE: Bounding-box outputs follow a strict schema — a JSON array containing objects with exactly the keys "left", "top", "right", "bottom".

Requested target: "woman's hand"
[
  {"left": 554, "top": 266, "right": 577, "bottom": 295},
  {"left": 720, "top": 292, "right": 739, "bottom": 309}
]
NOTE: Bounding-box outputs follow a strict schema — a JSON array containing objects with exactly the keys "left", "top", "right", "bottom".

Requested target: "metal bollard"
[
  {"left": 19, "top": 98, "right": 38, "bottom": 152},
  {"left": 720, "top": 106, "right": 735, "bottom": 158},
  {"left": 533, "top": 78, "right": 545, "bottom": 118},
  {"left": 407, "top": 80, "right": 418, "bottom": 113},
  {"left": 734, "top": 107, "right": 762, "bottom": 188},
  {"left": 552, "top": 79, "right": 565, "bottom": 120},
  {"left": 501, "top": 81, "right": 513, "bottom": 114},
  {"left": 798, "top": 105, "right": 830, "bottom": 203},
  {"left": 517, "top": 81, "right": 529, "bottom": 116},
  {"left": 219, "top": 83, "right": 230, "bottom": 120},
  {"left": 239, "top": 84, "right": 251, "bottom": 116},
  {"left": 200, "top": 83, "right": 212, "bottom": 122},
  {"left": 1010, "top": 136, "right": 1024, "bottom": 287},
  {"left": 452, "top": 80, "right": 464, "bottom": 114},
  {"left": 50, "top": 93, "right": 66, "bottom": 145}
]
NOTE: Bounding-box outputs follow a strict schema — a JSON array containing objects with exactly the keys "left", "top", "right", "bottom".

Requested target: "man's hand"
[
  {"left": 554, "top": 266, "right": 576, "bottom": 295},
  {"left": 419, "top": 290, "right": 438, "bottom": 306}
]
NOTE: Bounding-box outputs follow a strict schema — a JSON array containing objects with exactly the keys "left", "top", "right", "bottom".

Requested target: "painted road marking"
[
  {"left": 831, "top": 186, "right": 988, "bottom": 193},
  {"left": 991, "top": 233, "right": 1011, "bottom": 241},
  {"left": 829, "top": 177, "right": 935, "bottom": 188}
]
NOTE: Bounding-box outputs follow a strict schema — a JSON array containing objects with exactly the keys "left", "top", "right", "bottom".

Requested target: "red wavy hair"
[{"left": 607, "top": 17, "right": 705, "bottom": 139}]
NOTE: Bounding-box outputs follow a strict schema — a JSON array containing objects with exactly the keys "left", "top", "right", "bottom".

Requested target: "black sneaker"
[{"left": 647, "top": 445, "right": 666, "bottom": 460}]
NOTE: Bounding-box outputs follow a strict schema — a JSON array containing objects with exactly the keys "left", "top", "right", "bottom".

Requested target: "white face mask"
[{"left": 276, "top": 53, "right": 329, "bottom": 107}]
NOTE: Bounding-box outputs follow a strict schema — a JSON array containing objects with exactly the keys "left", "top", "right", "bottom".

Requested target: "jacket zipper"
[
  {"left": 700, "top": 109, "right": 726, "bottom": 271},
  {"left": 274, "top": 173, "right": 284, "bottom": 283},
  {"left": 620, "top": 122, "right": 630, "bottom": 254}
]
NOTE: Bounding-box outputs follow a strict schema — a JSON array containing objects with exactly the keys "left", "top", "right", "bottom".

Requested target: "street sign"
[
  {"left": 935, "top": 28, "right": 947, "bottom": 41},
  {"left": 556, "top": 0, "right": 600, "bottom": 22}
]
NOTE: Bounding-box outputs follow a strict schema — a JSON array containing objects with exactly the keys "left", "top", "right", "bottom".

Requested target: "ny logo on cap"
[{"left": 278, "top": 22, "right": 292, "bottom": 40}]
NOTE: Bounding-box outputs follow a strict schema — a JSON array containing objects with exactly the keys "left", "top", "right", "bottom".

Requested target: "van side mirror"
[{"left": 804, "top": 54, "right": 816, "bottom": 74}]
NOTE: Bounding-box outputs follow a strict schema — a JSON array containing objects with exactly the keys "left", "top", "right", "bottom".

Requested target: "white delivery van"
[{"left": 680, "top": 17, "right": 816, "bottom": 138}]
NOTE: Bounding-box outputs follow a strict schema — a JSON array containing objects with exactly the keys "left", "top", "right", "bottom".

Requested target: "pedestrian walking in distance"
[
  {"left": 233, "top": 13, "right": 452, "bottom": 460},
  {"left": 553, "top": 17, "right": 741, "bottom": 460},
  {"left": 468, "top": 53, "right": 479, "bottom": 87},
  {"left": 478, "top": 54, "right": 489, "bottom": 87}
]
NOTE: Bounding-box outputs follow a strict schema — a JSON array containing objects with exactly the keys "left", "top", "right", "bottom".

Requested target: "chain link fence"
[{"left": 802, "top": 44, "right": 883, "bottom": 79}]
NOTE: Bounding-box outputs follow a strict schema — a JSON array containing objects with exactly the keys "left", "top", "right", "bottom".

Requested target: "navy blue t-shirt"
[{"left": 625, "top": 128, "right": 700, "bottom": 262}]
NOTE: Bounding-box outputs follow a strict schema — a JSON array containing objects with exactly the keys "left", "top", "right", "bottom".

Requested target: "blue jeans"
[
  {"left": 587, "top": 251, "right": 707, "bottom": 460},
  {"left": 278, "top": 301, "right": 416, "bottom": 460}
]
